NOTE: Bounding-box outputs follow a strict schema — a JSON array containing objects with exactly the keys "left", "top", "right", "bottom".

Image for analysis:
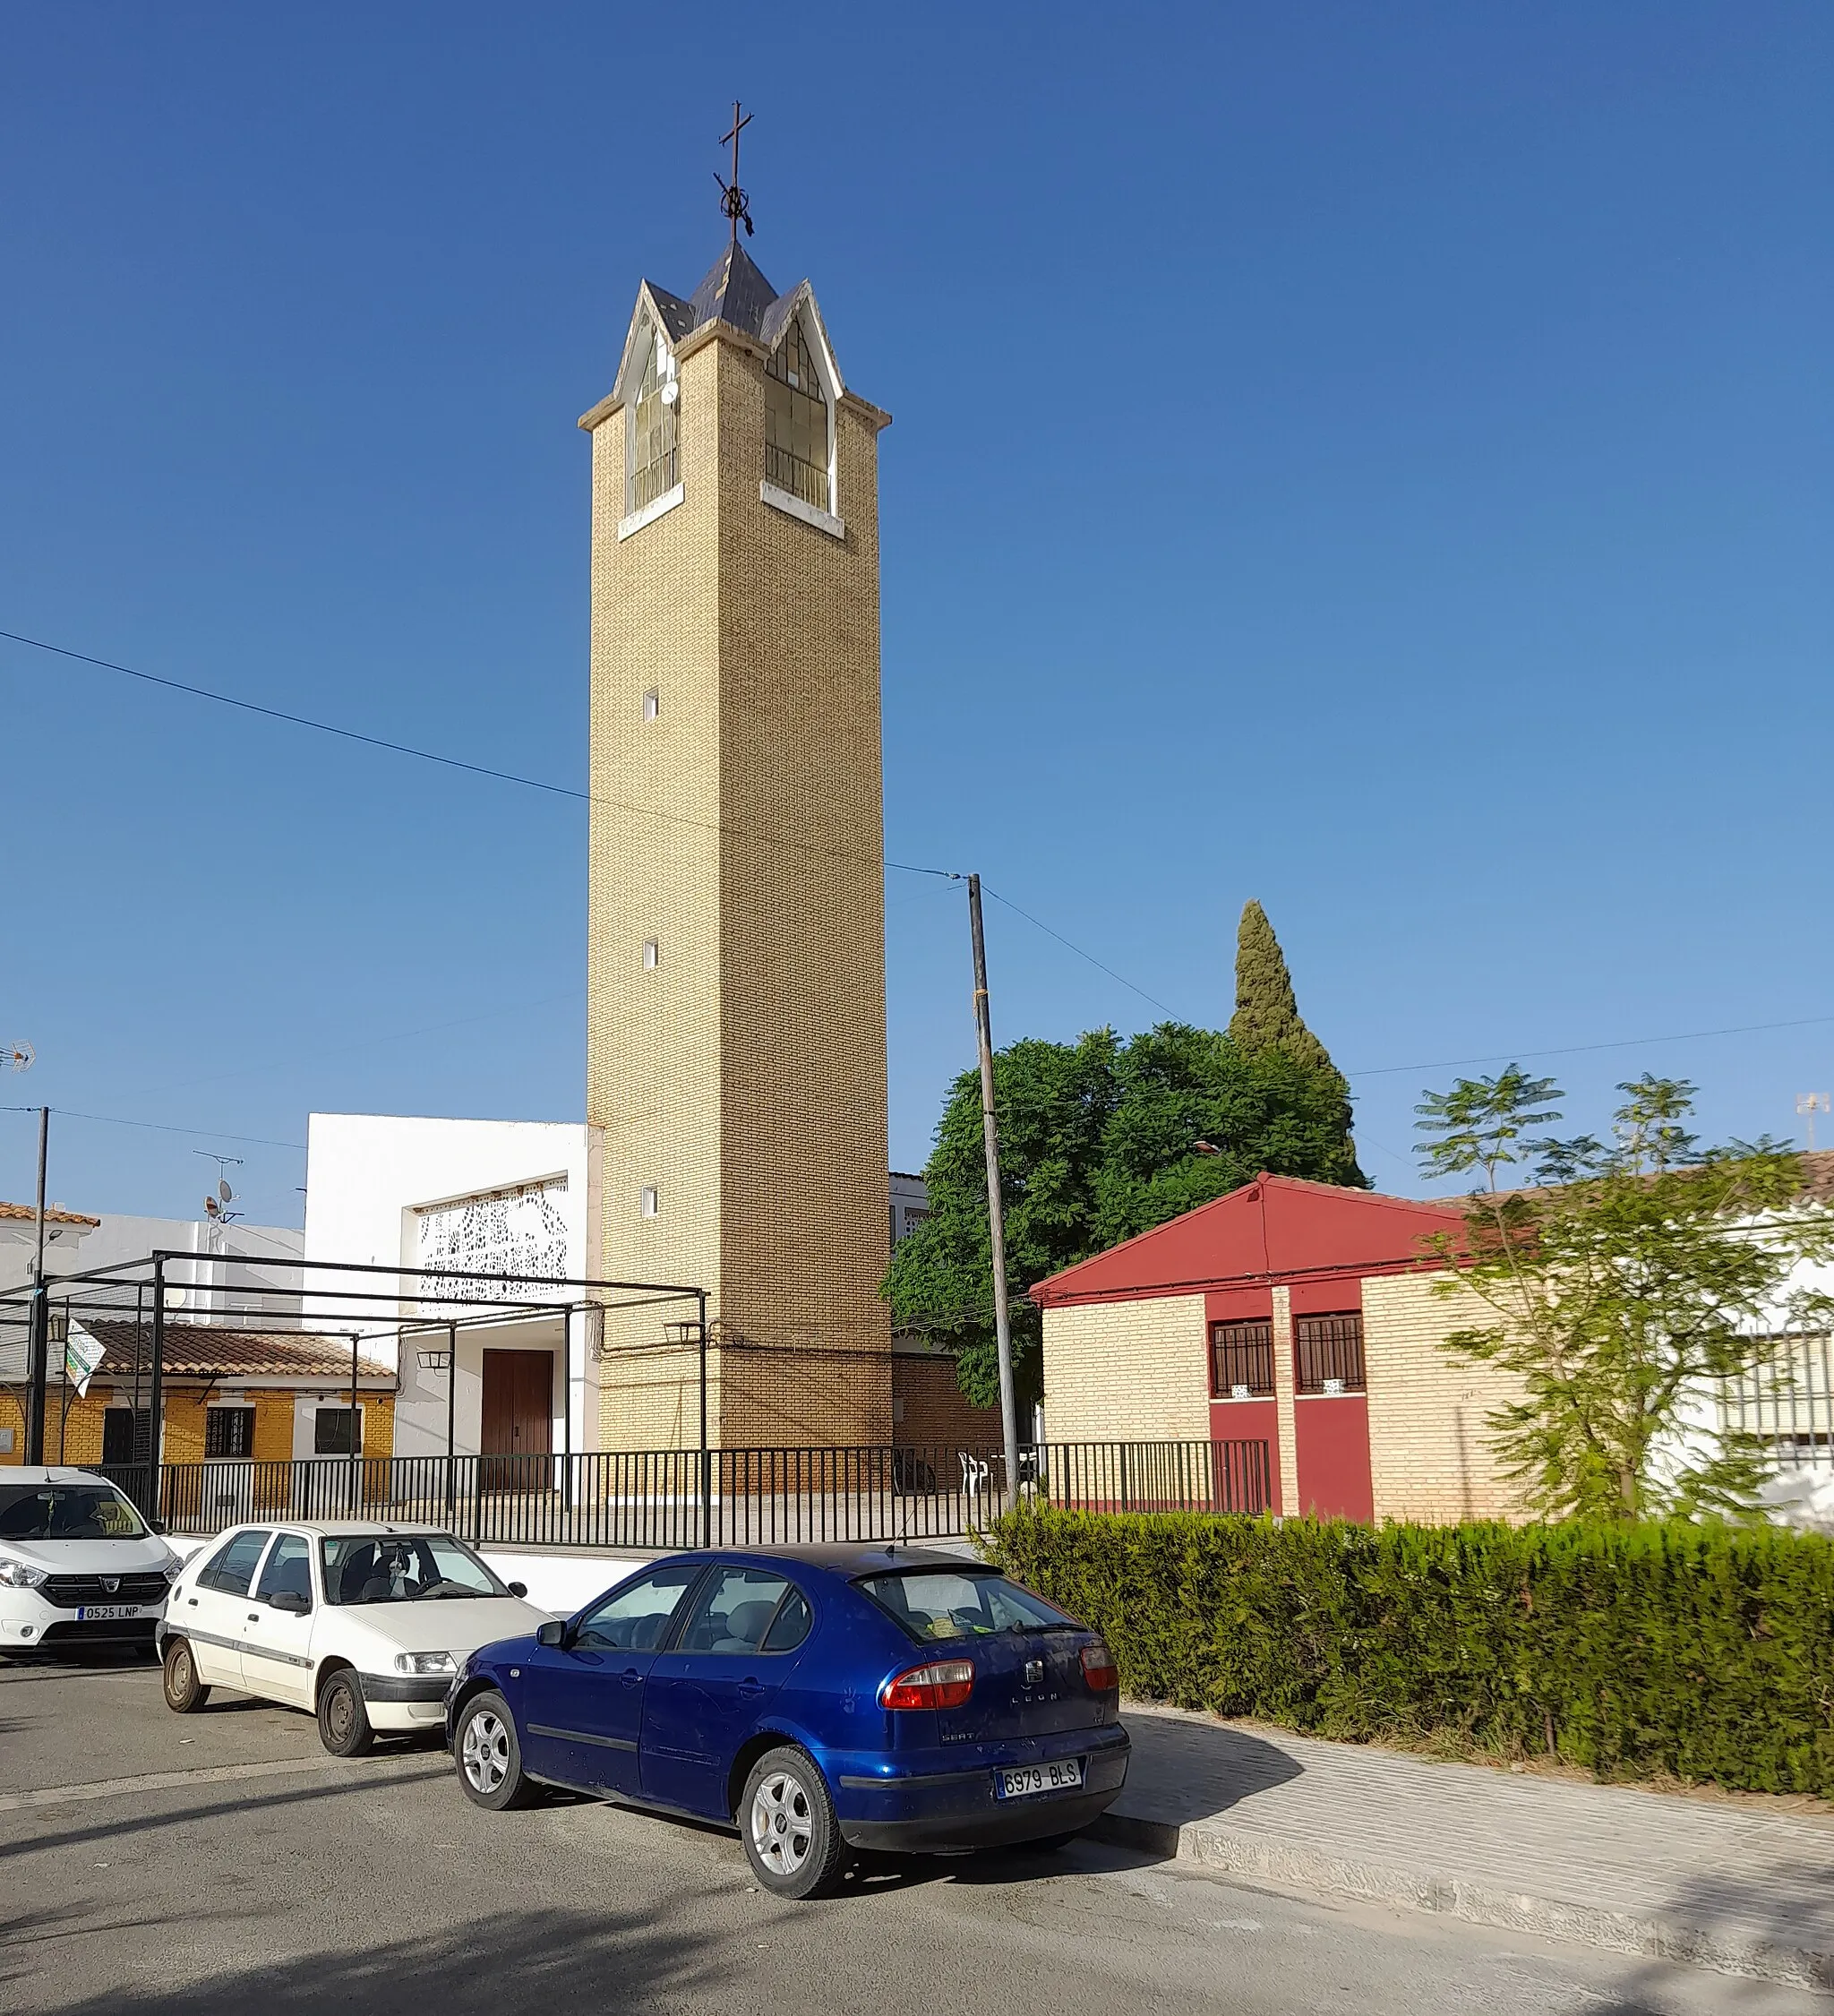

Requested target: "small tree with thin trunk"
[{"left": 1414, "top": 1069, "right": 1834, "bottom": 1520}]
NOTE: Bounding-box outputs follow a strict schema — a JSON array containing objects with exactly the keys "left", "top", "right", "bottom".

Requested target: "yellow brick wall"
[
  {"left": 585, "top": 300, "right": 892, "bottom": 1451},
  {"left": 587, "top": 323, "right": 725, "bottom": 1451},
  {"left": 1362, "top": 1273, "right": 1531, "bottom": 1523},
  {"left": 0, "top": 1388, "right": 393, "bottom": 1468},
  {"left": 1041, "top": 1296, "right": 1210, "bottom": 1444}
]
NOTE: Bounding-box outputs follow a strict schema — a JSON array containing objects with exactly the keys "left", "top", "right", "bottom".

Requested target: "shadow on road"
[
  {"left": 20, "top": 1904, "right": 733, "bottom": 2016},
  {"left": 1577, "top": 1853, "right": 1834, "bottom": 2012},
  {"left": 1107, "top": 1714, "right": 1305, "bottom": 1830},
  {"left": 0, "top": 1763, "right": 449, "bottom": 1865}
]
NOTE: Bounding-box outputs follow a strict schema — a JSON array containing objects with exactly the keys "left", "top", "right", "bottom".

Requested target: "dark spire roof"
[{"left": 683, "top": 239, "right": 781, "bottom": 339}]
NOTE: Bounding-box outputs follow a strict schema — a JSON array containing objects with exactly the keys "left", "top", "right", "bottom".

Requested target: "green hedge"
[{"left": 986, "top": 1507, "right": 1834, "bottom": 1796}]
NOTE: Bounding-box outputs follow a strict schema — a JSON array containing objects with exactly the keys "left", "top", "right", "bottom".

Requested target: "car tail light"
[
  {"left": 1080, "top": 1641, "right": 1118, "bottom": 1692},
  {"left": 879, "top": 1659, "right": 975, "bottom": 1710}
]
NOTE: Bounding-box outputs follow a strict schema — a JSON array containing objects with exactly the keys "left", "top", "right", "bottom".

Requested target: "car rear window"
[{"left": 856, "top": 1568, "right": 1076, "bottom": 1643}]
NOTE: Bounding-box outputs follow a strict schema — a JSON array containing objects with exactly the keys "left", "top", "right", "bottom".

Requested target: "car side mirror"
[
  {"left": 508, "top": 1581, "right": 528, "bottom": 1600},
  {"left": 536, "top": 1619, "right": 566, "bottom": 1649},
  {"left": 269, "top": 1591, "right": 311, "bottom": 1616},
  {"left": 148, "top": 1519, "right": 167, "bottom": 1535}
]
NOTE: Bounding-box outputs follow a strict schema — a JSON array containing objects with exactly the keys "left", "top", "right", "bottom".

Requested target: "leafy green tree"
[
  {"left": 887, "top": 1022, "right": 1367, "bottom": 1410},
  {"left": 1416, "top": 1069, "right": 1834, "bottom": 1520}
]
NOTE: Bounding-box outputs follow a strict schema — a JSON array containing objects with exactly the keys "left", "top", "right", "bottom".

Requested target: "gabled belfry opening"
[
  {"left": 627, "top": 314, "right": 679, "bottom": 516},
  {"left": 764, "top": 313, "right": 832, "bottom": 514}
]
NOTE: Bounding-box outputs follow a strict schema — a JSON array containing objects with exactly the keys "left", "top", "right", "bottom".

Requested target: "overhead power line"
[
  {"left": 0, "top": 627, "right": 956, "bottom": 882},
  {"left": 2, "top": 1105, "right": 304, "bottom": 1153},
  {"left": 981, "top": 888, "right": 1180, "bottom": 1018},
  {"left": 0, "top": 624, "right": 1192, "bottom": 1020},
  {"left": 1348, "top": 1012, "right": 1834, "bottom": 1081}
]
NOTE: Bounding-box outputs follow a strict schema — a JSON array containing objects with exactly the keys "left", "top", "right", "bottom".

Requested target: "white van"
[{"left": 0, "top": 1467, "right": 184, "bottom": 1654}]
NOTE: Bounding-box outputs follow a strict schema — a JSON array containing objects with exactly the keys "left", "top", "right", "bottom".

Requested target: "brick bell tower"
[{"left": 579, "top": 199, "right": 894, "bottom": 1451}]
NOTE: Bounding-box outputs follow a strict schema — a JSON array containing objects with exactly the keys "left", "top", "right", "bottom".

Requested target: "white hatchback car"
[
  {"left": 0, "top": 1467, "right": 183, "bottom": 1655},
  {"left": 158, "top": 1521, "right": 550, "bottom": 1754}
]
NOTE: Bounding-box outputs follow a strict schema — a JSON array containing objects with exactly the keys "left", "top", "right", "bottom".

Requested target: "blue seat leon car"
[{"left": 445, "top": 1544, "right": 1130, "bottom": 1899}]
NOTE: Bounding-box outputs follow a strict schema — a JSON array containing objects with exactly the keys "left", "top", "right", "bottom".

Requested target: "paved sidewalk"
[{"left": 1100, "top": 1703, "right": 1834, "bottom": 1992}]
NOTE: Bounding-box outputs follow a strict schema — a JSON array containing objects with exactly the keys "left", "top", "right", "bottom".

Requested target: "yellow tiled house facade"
[
  {"left": 1361, "top": 1274, "right": 1530, "bottom": 1524},
  {"left": 1033, "top": 1175, "right": 1538, "bottom": 1523},
  {"left": 0, "top": 1387, "right": 396, "bottom": 1469},
  {"left": 1039, "top": 1281, "right": 1530, "bottom": 1523},
  {"left": 582, "top": 241, "right": 893, "bottom": 1449},
  {"left": 1037, "top": 1298, "right": 1212, "bottom": 1445}
]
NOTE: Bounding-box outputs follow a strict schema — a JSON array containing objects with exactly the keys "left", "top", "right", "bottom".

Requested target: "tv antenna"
[
  {"left": 1797, "top": 1093, "right": 1829, "bottom": 1152},
  {"left": 715, "top": 99, "right": 754, "bottom": 241},
  {"left": 2, "top": 1038, "right": 32, "bottom": 1072},
  {"left": 195, "top": 1150, "right": 244, "bottom": 1222}
]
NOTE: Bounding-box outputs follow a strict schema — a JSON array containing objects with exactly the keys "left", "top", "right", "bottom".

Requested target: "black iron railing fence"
[{"left": 93, "top": 1437, "right": 1273, "bottom": 1550}]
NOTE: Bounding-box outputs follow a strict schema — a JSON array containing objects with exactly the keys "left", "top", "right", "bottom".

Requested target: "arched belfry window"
[
  {"left": 628, "top": 321, "right": 679, "bottom": 514},
  {"left": 764, "top": 316, "right": 831, "bottom": 514}
]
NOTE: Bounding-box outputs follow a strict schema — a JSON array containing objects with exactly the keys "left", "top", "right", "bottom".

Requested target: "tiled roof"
[
  {"left": 682, "top": 239, "right": 781, "bottom": 339},
  {"left": 0, "top": 1201, "right": 101, "bottom": 1228},
  {"left": 81, "top": 1322, "right": 394, "bottom": 1384}
]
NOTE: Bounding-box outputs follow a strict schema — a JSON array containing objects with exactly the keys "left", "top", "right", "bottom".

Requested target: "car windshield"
[
  {"left": 856, "top": 1568, "right": 1076, "bottom": 1643},
  {"left": 0, "top": 1483, "right": 148, "bottom": 1541},
  {"left": 320, "top": 1533, "right": 507, "bottom": 1606}
]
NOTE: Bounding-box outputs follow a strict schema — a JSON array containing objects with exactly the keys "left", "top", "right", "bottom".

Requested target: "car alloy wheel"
[
  {"left": 463, "top": 1709, "right": 511, "bottom": 1797},
  {"left": 750, "top": 1767, "right": 814, "bottom": 1878}
]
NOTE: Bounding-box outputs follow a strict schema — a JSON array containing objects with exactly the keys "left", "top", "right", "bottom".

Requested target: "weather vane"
[{"left": 716, "top": 99, "right": 754, "bottom": 242}]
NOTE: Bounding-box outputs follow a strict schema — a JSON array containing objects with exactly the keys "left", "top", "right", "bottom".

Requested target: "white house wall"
[{"left": 304, "top": 1115, "right": 594, "bottom": 1458}]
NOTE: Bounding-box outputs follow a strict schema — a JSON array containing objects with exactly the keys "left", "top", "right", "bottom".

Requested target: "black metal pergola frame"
[{"left": 0, "top": 1248, "right": 714, "bottom": 1540}]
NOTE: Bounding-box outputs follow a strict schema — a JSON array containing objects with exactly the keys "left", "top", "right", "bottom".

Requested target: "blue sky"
[{"left": 1, "top": 3, "right": 1830, "bottom": 1226}]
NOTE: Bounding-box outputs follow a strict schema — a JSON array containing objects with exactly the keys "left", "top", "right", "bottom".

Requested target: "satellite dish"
[
  {"left": 204, "top": 1196, "right": 220, "bottom": 1217},
  {"left": 167, "top": 1286, "right": 187, "bottom": 1307},
  {"left": 660, "top": 381, "right": 679, "bottom": 407},
  {"left": 219, "top": 1180, "right": 234, "bottom": 1204}
]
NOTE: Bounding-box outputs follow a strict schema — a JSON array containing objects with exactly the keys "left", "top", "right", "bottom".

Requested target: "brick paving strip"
[{"left": 1098, "top": 1702, "right": 1834, "bottom": 1992}]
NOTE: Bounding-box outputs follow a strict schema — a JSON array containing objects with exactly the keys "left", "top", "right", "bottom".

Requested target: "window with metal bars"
[
  {"left": 1294, "top": 1313, "right": 1366, "bottom": 1394},
  {"left": 1211, "top": 1320, "right": 1274, "bottom": 1397},
  {"left": 628, "top": 323, "right": 678, "bottom": 513},
  {"left": 204, "top": 1406, "right": 256, "bottom": 1460},
  {"left": 1721, "top": 1334, "right": 1834, "bottom": 1470},
  {"left": 313, "top": 1406, "right": 363, "bottom": 1456},
  {"left": 764, "top": 316, "right": 830, "bottom": 512}
]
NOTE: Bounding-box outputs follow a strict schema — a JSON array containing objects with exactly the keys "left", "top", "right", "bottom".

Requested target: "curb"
[{"left": 1087, "top": 1810, "right": 1834, "bottom": 1995}]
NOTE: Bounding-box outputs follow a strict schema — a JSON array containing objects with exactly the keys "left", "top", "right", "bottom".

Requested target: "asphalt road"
[{"left": 1, "top": 1651, "right": 1822, "bottom": 2016}]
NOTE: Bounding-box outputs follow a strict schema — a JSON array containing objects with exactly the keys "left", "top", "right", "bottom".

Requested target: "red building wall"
[{"left": 1035, "top": 1176, "right": 1464, "bottom": 1524}]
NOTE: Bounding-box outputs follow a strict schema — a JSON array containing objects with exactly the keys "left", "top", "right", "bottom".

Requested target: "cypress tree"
[
  {"left": 1228, "top": 901, "right": 1363, "bottom": 1180},
  {"left": 1230, "top": 900, "right": 1330, "bottom": 1069}
]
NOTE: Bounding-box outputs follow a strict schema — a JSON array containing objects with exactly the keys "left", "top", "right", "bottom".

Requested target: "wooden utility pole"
[
  {"left": 966, "top": 876, "right": 1021, "bottom": 1514},
  {"left": 24, "top": 1107, "right": 49, "bottom": 1463}
]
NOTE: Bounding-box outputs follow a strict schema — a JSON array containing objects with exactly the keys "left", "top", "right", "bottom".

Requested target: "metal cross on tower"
[{"left": 716, "top": 99, "right": 754, "bottom": 241}]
